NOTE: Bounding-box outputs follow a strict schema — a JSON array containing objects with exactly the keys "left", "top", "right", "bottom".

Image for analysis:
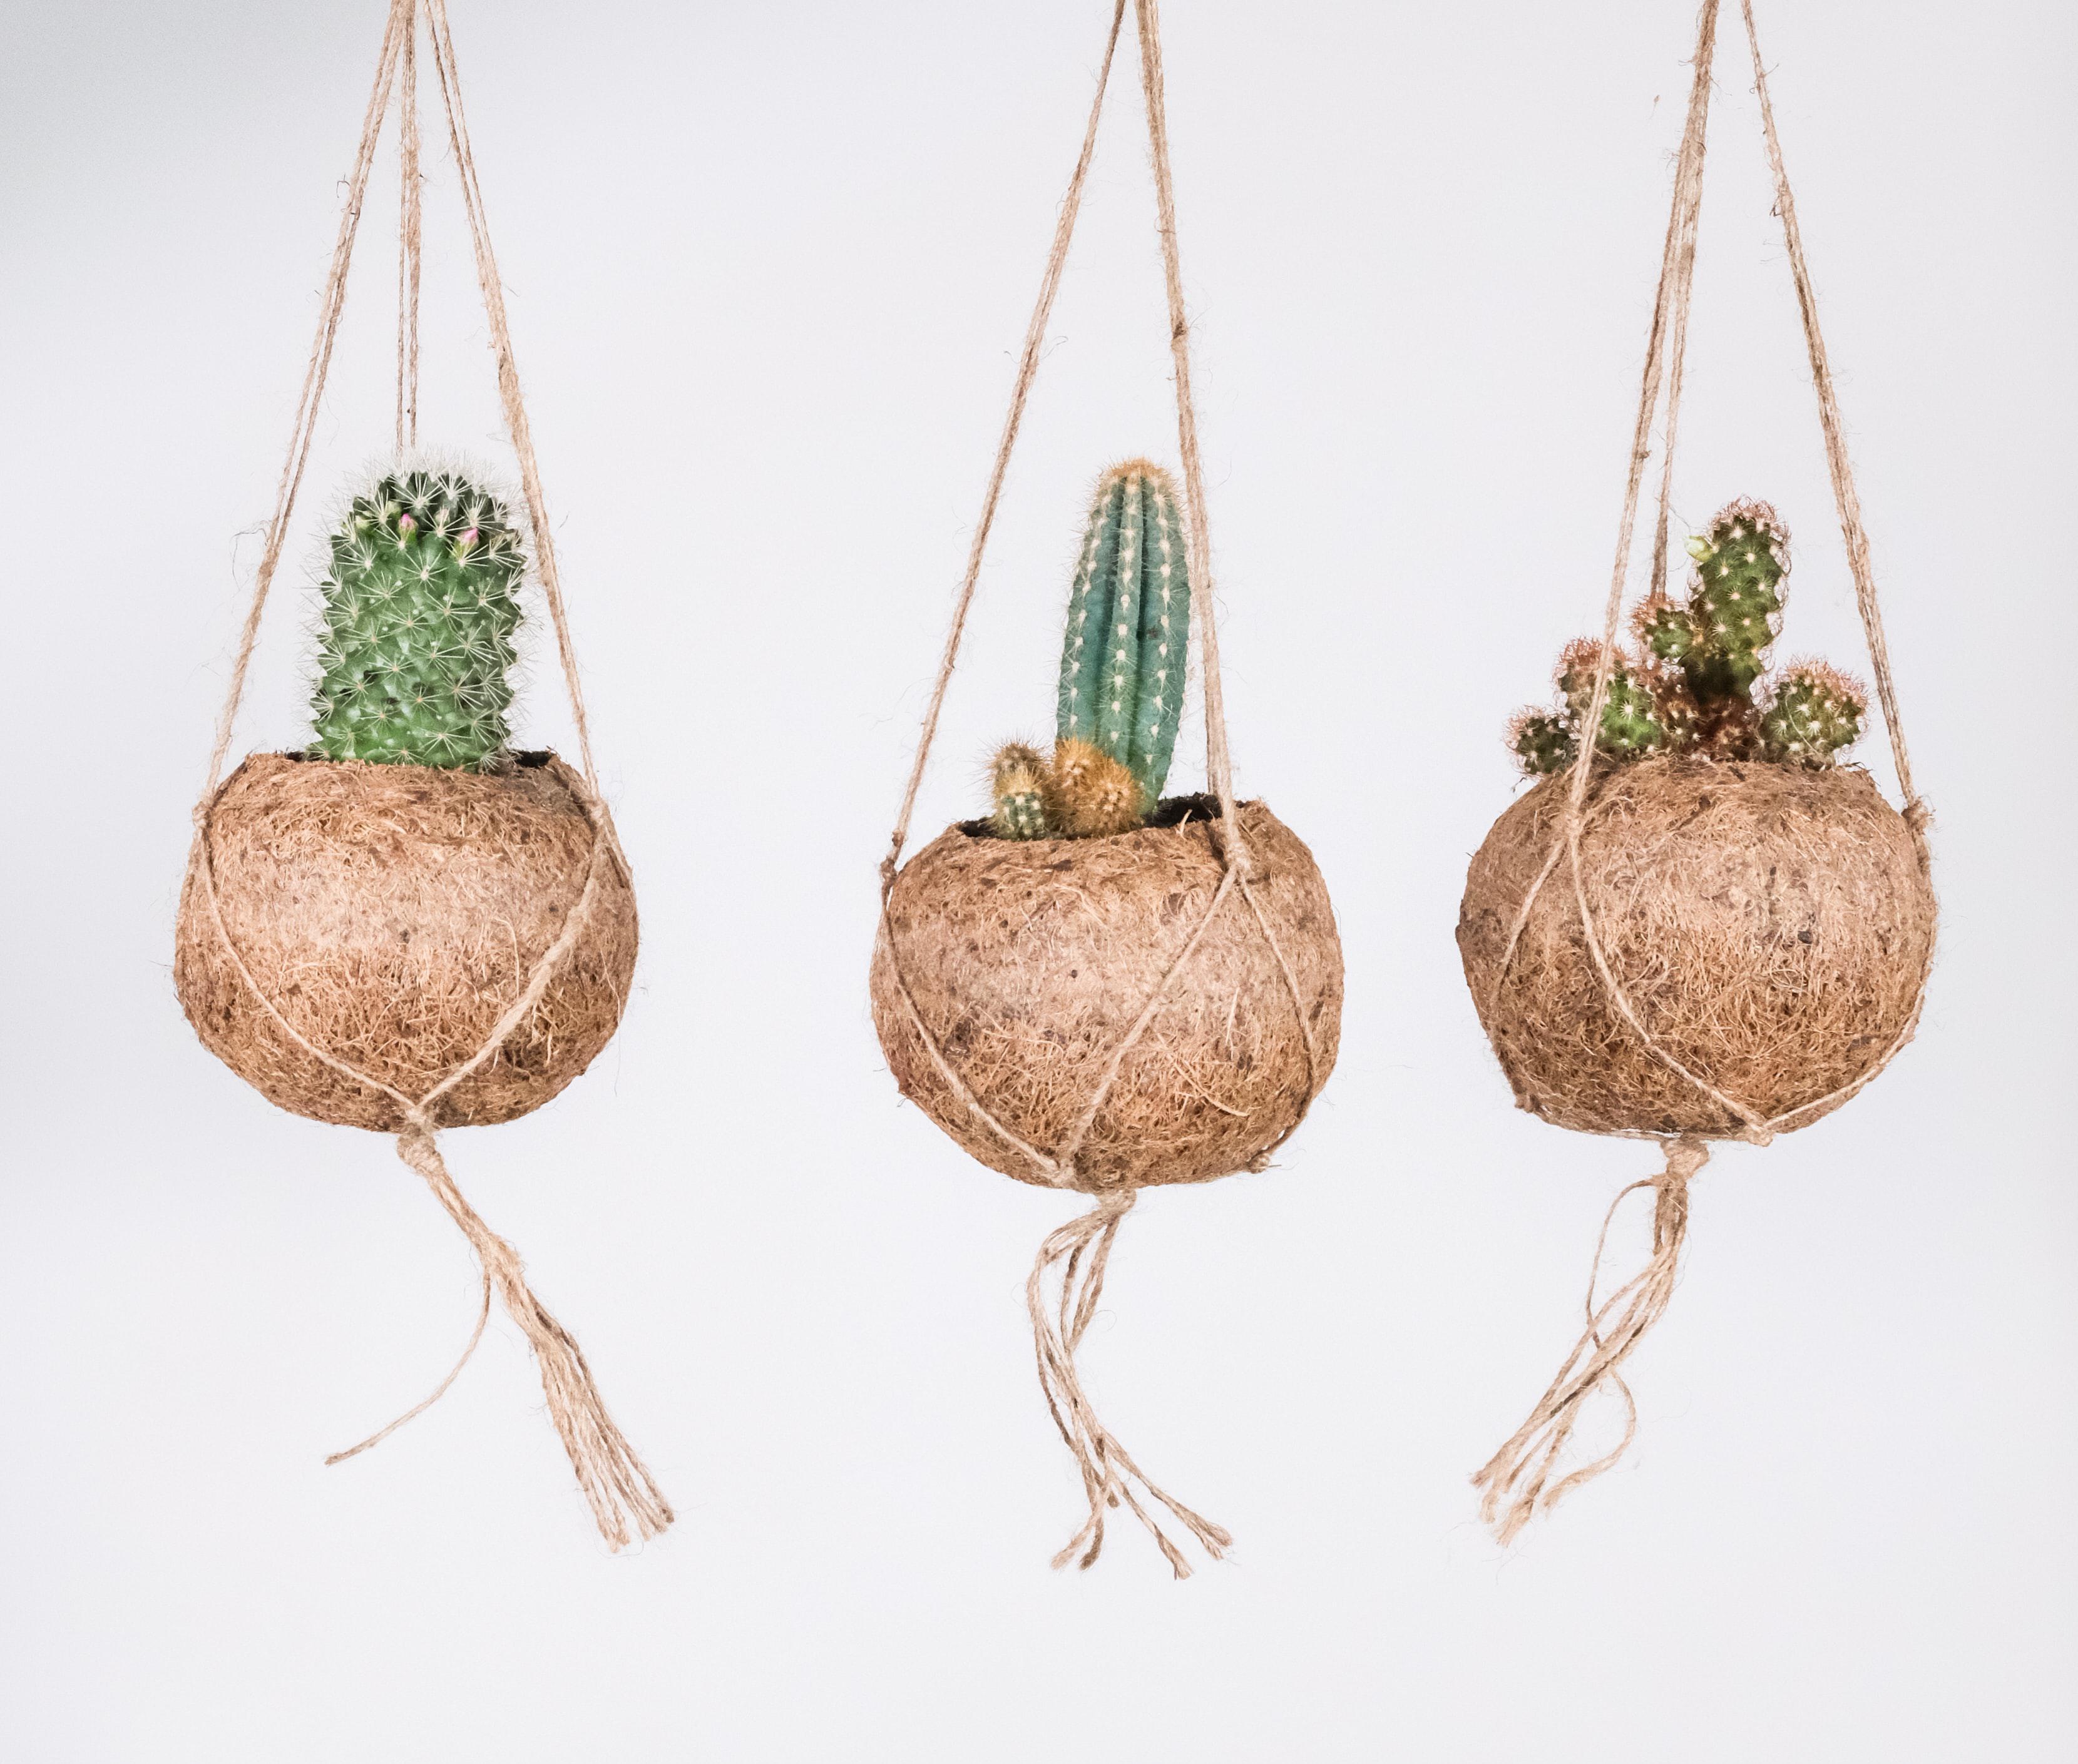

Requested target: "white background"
[{"left": 2, "top": 1, "right": 2072, "bottom": 1758}]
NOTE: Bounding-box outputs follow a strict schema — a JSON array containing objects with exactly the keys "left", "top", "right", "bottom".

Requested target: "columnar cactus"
[
  {"left": 1057, "top": 461, "right": 1190, "bottom": 804},
  {"left": 310, "top": 467, "right": 526, "bottom": 769},
  {"left": 1507, "top": 498, "right": 1866, "bottom": 776},
  {"left": 985, "top": 460, "right": 1195, "bottom": 839}
]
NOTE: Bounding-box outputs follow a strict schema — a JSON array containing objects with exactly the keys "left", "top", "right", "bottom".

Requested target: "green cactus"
[
  {"left": 1557, "top": 640, "right": 1669, "bottom": 758},
  {"left": 1761, "top": 663, "right": 1867, "bottom": 765},
  {"left": 1057, "top": 459, "right": 1190, "bottom": 805},
  {"left": 310, "top": 467, "right": 526, "bottom": 769},
  {"left": 1510, "top": 710, "right": 1576, "bottom": 777},
  {"left": 990, "top": 742, "right": 1050, "bottom": 840},
  {"left": 1679, "top": 499, "right": 1786, "bottom": 701},
  {"left": 1505, "top": 499, "right": 1867, "bottom": 776}
]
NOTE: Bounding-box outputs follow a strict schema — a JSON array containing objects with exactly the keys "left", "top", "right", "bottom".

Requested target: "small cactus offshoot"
[
  {"left": 310, "top": 467, "right": 526, "bottom": 769},
  {"left": 1507, "top": 499, "right": 1867, "bottom": 776},
  {"left": 980, "top": 460, "right": 1193, "bottom": 839}
]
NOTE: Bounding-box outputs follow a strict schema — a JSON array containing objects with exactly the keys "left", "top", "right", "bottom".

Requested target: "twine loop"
[{"left": 1479, "top": 0, "right": 1934, "bottom": 1539}]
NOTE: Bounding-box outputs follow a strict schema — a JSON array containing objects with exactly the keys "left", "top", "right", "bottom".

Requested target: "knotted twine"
[
  {"left": 188, "top": 0, "right": 667, "bottom": 1549},
  {"left": 1475, "top": 0, "right": 1935, "bottom": 1543},
  {"left": 876, "top": 0, "right": 1320, "bottom": 1576}
]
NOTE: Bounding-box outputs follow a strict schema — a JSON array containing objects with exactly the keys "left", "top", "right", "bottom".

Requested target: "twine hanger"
[
  {"left": 1475, "top": 0, "right": 1935, "bottom": 1543},
  {"left": 185, "top": 0, "right": 667, "bottom": 1550},
  {"left": 874, "top": 0, "right": 1324, "bottom": 1576}
]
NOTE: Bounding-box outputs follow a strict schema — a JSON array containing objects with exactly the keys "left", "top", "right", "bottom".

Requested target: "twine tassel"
[
  {"left": 1473, "top": 1138, "right": 1707, "bottom": 1544},
  {"left": 1026, "top": 1190, "right": 1231, "bottom": 1578},
  {"left": 337, "top": 1123, "right": 674, "bottom": 1551}
]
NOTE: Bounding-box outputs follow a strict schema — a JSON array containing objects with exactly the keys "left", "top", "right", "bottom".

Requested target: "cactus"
[
  {"left": 1507, "top": 499, "right": 1865, "bottom": 777},
  {"left": 990, "top": 742, "right": 1050, "bottom": 840},
  {"left": 1057, "top": 460, "right": 1190, "bottom": 804},
  {"left": 1761, "top": 662, "right": 1867, "bottom": 765},
  {"left": 310, "top": 467, "right": 526, "bottom": 769},
  {"left": 1045, "top": 737, "right": 1147, "bottom": 837},
  {"left": 1557, "top": 639, "right": 1669, "bottom": 759},
  {"left": 976, "top": 461, "right": 1194, "bottom": 839}
]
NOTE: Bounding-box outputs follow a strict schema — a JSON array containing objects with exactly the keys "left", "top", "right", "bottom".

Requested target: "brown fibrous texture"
[
  {"left": 1457, "top": 757, "right": 1935, "bottom": 1138},
  {"left": 176, "top": 752, "right": 637, "bottom": 1132},
  {"left": 871, "top": 799, "right": 1343, "bottom": 1191}
]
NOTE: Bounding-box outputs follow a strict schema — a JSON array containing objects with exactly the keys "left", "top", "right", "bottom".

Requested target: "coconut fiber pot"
[
  {"left": 176, "top": 750, "right": 637, "bottom": 1131},
  {"left": 871, "top": 797, "right": 1343, "bottom": 1190},
  {"left": 1458, "top": 756, "right": 1935, "bottom": 1139}
]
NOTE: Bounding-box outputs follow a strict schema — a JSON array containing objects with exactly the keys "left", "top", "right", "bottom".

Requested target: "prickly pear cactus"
[
  {"left": 310, "top": 467, "right": 526, "bottom": 768},
  {"left": 1057, "top": 460, "right": 1190, "bottom": 804},
  {"left": 1505, "top": 498, "right": 1866, "bottom": 778}
]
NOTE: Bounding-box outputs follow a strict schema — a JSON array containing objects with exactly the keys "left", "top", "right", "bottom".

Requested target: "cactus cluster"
[
  {"left": 985, "top": 460, "right": 1193, "bottom": 839},
  {"left": 309, "top": 467, "right": 526, "bottom": 770},
  {"left": 1508, "top": 499, "right": 1867, "bottom": 777}
]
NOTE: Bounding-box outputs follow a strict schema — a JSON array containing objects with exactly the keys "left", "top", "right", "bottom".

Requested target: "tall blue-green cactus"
[
  {"left": 310, "top": 467, "right": 526, "bottom": 769},
  {"left": 1056, "top": 460, "right": 1190, "bottom": 805}
]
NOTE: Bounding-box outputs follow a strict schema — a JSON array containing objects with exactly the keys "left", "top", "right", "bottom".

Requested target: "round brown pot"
[
  {"left": 871, "top": 798, "right": 1343, "bottom": 1191},
  {"left": 175, "top": 751, "right": 637, "bottom": 1132},
  {"left": 1457, "top": 756, "right": 1935, "bottom": 1138}
]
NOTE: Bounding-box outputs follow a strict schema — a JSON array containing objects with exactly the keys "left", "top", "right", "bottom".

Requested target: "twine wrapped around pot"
[
  {"left": 1459, "top": 758, "right": 1934, "bottom": 1140},
  {"left": 177, "top": 0, "right": 669, "bottom": 1549},
  {"left": 873, "top": 800, "right": 1340, "bottom": 1190},
  {"left": 873, "top": 0, "right": 1341, "bottom": 1575},
  {"left": 1458, "top": 0, "right": 1936, "bottom": 1544},
  {"left": 177, "top": 753, "right": 636, "bottom": 1131}
]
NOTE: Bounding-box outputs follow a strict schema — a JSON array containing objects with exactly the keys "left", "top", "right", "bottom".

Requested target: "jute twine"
[
  {"left": 876, "top": 0, "right": 1321, "bottom": 1576},
  {"left": 187, "top": 0, "right": 667, "bottom": 1549},
  {"left": 1473, "top": 0, "right": 1935, "bottom": 1543}
]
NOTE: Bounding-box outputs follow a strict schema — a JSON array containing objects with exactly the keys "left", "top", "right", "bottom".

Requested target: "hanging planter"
[
  {"left": 1457, "top": 0, "right": 1935, "bottom": 1542},
  {"left": 871, "top": 0, "right": 1342, "bottom": 1576},
  {"left": 174, "top": 0, "right": 668, "bottom": 1550}
]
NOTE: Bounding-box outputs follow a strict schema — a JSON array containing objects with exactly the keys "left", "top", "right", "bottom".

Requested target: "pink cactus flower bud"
[
  {"left": 397, "top": 513, "right": 417, "bottom": 538},
  {"left": 458, "top": 527, "right": 479, "bottom": 551}
]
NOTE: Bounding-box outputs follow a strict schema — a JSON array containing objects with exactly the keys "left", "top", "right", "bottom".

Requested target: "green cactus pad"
[
  {"left": 310, "top": 468, "right": 525, "bottom": 769},
  {"left": 1055, "top": 461, "right": 1190, "bottom": 804}
]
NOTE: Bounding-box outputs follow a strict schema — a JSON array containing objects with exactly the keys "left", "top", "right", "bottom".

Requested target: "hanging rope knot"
[
  {"left": 1027, "top": 1181, "right": 1227, "bottom": 1576},
  {"left": 1903, "top": 797, "right": 1933, "bottom": 836},
  {"left": 1473, "top": 1136, "right": 1710, "bottom": 1545},
  {"left": 1661, "top": 1134, "right": 1711, "bottom": 1188}
]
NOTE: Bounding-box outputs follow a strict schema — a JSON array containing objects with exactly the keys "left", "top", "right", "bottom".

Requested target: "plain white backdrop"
[{"left": 1, "top": 1, "right": 2072, "bottom": 1758}]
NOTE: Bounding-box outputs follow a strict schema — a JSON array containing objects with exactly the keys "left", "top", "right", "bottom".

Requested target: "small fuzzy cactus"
[
  {"left": 981, "top": 460, "right": 1193, "bottom": 839},
  {"left": 310, "top": 467, "right": 526, "bottom": 769},
  {"left": 990, "top": 742, "right": 1050, "bottom": 840},
  {"left": 1507, "top": 499, "right": 1866, "bottom": 776},
  {"left": 1761, "top": 662, "right": 1867, "bottom": 766}
]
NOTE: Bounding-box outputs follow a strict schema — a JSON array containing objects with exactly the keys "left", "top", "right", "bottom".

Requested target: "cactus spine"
[
  {"left": 310, "top": 467, "right": 525, "bottom": 769},
  {"left": 1506, "top": 498, "right": 1867, "bottom": 777}
]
